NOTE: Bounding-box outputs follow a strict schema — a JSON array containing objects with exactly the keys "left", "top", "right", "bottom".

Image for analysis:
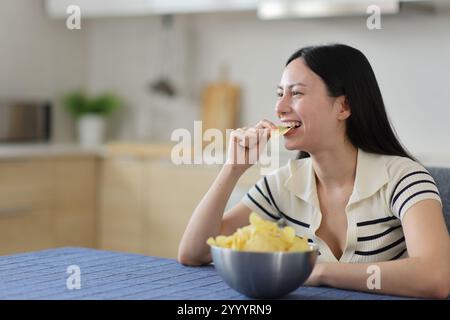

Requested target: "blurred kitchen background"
[{"left": 0, "top": 0, "right": 449, "bottom": 258}]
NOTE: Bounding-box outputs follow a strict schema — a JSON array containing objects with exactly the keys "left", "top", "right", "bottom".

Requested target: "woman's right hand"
[{"left": 225, "top": 119, "right": 278, "bottom": 171}]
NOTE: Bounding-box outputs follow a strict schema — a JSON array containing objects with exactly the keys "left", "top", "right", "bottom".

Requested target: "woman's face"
[{"left": 275, "top": 58, "right": 348, "bottom": 152}]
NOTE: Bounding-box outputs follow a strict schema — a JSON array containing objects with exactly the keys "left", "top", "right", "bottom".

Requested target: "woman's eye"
[
  {"left": 276, "top": 92, "right": 283, "bottom": 97},
  {"left": 292, "top": 91, "right": 303, "bottom": 96}
]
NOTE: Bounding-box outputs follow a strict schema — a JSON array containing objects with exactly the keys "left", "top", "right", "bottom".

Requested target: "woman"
[{"left": 178, "top": 44, "right": 450, "bottom": 299}]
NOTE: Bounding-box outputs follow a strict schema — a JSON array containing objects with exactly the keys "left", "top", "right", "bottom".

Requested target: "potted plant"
[{"left": 63, "top": 91, "right": 122, "bottom": 147}]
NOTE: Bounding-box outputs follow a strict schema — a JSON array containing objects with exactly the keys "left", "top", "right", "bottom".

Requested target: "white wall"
[
  {"left": 86, "top": 15, "right": 199, "bottom": 142},
  {"left": 4, "top": 3, "right": 449, "bottom": 163},
  {"left": 85, "top": 10, "right": 450, "bottom": 162},
  {"left": 0, "top": 0, "right": 88, "bottom": 142},
  {"left": 188, "top": 11, "right": 450, "bottom": 162}
]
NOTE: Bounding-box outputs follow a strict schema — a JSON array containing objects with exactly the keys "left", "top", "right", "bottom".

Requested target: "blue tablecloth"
[{"left": 0, "top": 247, "right": 412, "bottom": 300}]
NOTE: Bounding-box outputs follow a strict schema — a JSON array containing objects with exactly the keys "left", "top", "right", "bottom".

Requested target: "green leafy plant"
[{"left": 63, "top": 91, "right": 122, "bottom": 117}]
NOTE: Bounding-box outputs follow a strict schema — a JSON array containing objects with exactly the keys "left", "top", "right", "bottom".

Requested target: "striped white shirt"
[{"left": 241, "top": 149, "right": 442, "bottom": 263}]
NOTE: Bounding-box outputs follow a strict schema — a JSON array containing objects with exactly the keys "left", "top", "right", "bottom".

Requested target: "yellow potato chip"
[
  {"left": 281, "top": 226, "right": 296, "bottom": 243},
  {"left": 272, "top": 126, "right": 293, "bottom": 136},
  {"left": 207, "top": 212, "right": 310, "bottom": 253}
]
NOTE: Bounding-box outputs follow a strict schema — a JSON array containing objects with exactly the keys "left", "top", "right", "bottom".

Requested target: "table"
[{"left": 0, "top": 247, "right": 413, "bottom": 300}]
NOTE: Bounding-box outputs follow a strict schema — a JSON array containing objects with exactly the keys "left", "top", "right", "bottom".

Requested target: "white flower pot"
[{"left": 77, "top": 115, "right": 106, "bottom": 147}]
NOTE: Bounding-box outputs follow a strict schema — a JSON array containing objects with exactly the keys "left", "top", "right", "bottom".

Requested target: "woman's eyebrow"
[{"left": 277, "top": 82, "right": 308, "bottom": 89}]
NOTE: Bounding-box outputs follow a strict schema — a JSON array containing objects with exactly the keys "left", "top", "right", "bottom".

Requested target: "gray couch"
[{"left": 428, "top": 167, "right": 450, "bottom": 232}]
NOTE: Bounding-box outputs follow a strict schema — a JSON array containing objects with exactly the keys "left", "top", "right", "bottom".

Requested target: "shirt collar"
[
  {"left": 284, "top": 148, "right": 389, "bottom": 206},
  {"left": 284, "top": 156, "right": 317, "bottom": 205}
]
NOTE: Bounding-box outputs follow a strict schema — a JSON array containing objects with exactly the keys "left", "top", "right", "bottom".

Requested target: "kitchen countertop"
[
  {"left": 0, "top": 143, "right": 449, "bottom": 168},
  {"left": 0, "top": 143, "right": 104, "bottom": 159},
  {"left": 0, "top": 142, "right": 177, "bottom": 160},
  {"left": 0, "top": 247, "right": 421, "bottom": 300}
]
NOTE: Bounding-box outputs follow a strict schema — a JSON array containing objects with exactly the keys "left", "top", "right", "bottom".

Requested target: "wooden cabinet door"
[
  {"left": 144, "top": 162, "right": 220, "bottom": 259},
  {"left": 53, "top": 156, "right": 97, "bottom": 248},
  {"left": 96, "top": 156, "right": 263, "bottom": 259},
  {"left": 98, "top": 157, "right": 147, "bottom": 254},
  {"left": 0, "top": 159, "right": 55, "bottom": 255}
]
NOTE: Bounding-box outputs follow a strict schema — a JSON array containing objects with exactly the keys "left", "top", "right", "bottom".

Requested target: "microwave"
[{"left": 0, "top": 100, "right": 52, "bottom": 142}]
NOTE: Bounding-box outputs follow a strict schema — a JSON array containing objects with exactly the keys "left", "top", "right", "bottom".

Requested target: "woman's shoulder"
[
  {"left": 379, "top": 154, "right": 441, "bottom": 220},
  {"left": 382, "top": 154, "right": 430, "bottom": 180}
]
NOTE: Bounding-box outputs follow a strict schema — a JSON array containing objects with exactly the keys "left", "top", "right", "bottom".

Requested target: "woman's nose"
[{"left": 275, "top": 96, "right": 292, "bottom": 117}]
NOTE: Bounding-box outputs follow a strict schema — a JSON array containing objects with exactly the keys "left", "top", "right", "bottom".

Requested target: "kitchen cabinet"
[
  {"left": 98, "top": 154, "right": 261, "bottom": 259},
  {"left": 53, "top": 156, "right": 97, "bottom": 248},
  {"left": 145, "top": 161, "right": 261, "bottom": 258},
  {"left": 0, "top": 146, "right": 265, "bottom": 258},
  {"left": 144, "top": 162, "right": 221, "bottom": 258},
  {"left": 0, "top": 159, "right": 54, "bottom": 254},
  {"left": 98, "top": 156, "right": 147, "bottom": 254},
  {"left": 0, "top": 156, "right": 98, "bottom": 255}
]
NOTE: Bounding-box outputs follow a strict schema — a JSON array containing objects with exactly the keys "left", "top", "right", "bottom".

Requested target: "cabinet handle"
[{"left": 0, "top": 206, "right": 32, "bottom": 217}]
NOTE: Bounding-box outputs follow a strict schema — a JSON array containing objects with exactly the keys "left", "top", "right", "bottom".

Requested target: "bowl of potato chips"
[{"left": 207, "top": 212, "right": 318, "bottom": 299}]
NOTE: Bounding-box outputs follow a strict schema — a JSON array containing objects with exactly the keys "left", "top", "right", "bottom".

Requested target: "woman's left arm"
[{"left": 306, "top": 199, "right": 450, "bottom": 299}]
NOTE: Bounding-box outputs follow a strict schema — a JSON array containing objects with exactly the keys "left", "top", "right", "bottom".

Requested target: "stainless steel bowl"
[{"left": 210, "top": 245, "right": 318, "bottom": 299}]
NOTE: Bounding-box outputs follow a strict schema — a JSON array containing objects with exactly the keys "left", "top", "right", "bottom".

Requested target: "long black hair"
[{"left": 286, "top": 44, "right": 414, "bottom": 160}]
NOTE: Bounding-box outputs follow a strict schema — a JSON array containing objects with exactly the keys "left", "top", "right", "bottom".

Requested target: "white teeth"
[{"left": 283, "top": 121, "right": 302, "bottom": 128}]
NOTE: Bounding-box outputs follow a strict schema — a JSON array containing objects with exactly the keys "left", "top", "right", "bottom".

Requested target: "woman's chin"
[{"left": 283, "top": 140, "right": 303, "bottom": 151}]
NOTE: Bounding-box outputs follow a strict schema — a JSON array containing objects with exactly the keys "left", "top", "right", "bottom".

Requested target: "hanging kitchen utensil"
[{"left": 151, "top": 14, "right": 177, "bottom": 97}]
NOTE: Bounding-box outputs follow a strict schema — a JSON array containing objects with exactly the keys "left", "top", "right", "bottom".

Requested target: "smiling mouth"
[
  {"left": 282, "top": 121, "right": 302, "bottom": 129},
  {"left": 275, "top": 121, "right": 302, "bottom": 136}
]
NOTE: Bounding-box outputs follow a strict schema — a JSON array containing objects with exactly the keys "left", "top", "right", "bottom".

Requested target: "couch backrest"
[{"left": 427, "top": 167, "right": 450, "bottom": 233}]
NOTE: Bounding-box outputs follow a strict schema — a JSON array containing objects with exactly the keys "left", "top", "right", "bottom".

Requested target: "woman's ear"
[{"left": 335, "top": 96, "right": 351, "bottom": 120}]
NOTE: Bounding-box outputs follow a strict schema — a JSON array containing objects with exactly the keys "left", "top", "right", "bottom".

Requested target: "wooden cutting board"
[{"left": 201, "top": 81, "right": 240, "bottom": 135}]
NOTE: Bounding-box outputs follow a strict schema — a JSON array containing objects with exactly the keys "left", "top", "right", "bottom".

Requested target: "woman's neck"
[{"left": 310, "top": 143, "right": 358, "bottom": 189}]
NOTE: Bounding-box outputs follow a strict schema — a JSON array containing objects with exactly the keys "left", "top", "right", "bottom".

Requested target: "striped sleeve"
[
  {"left": 389, "top": 161, "right": 442, "bottom": 220},
  {"left": 241, "top": 175, "right": 281, "bottom": 222}
]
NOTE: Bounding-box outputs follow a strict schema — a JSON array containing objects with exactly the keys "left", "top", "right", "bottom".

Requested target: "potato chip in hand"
[{"left": 272, "top": 126, "right": 293, "bottom": 136}]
